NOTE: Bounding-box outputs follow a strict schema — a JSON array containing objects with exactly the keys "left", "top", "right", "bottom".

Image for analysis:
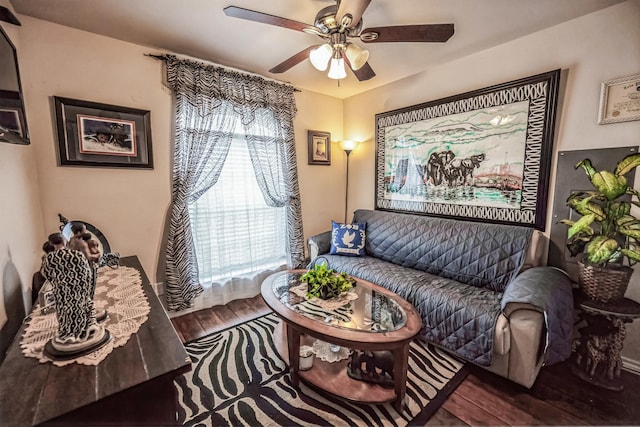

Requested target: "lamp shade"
[
  {"left": 345, "top": 44, "right": 369, "bottom": 70},
  {"left": 341, "top": 140, "right": 360, "bottom": 153},
  {"left": 309, "top": 44, "right": 332, "bottom": 71},
  {"left": 328, "top": 57, "right": 347, "bottom": 80}
]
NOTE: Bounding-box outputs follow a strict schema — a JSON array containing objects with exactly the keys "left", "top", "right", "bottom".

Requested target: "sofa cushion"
[
  {"left": 329, "top": 221, "right": 367, "bottom": 257},
  {"left": 319, "top": 254, "right": 503, "bottom": 366},
  {"left": 352, "top": 209, "right": 532, "bottom": 292}
]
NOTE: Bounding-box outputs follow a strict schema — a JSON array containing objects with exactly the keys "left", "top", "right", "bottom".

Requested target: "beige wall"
[
  {"left": 343, "top": 1, "right": 640, "bottom": 364},
  {"left": 0, "top": 1, "right": 44, "bottom": 333},
  {"left": 295, "top": 91, "right": 345, "bottom": 238},
  {"left": 14, "top": 16, "right": 345, "bottom": 288}
]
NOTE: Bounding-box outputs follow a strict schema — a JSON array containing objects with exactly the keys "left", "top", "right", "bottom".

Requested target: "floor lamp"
[{"left": 341, "top": 140, "right": 359, "bottom": 223}]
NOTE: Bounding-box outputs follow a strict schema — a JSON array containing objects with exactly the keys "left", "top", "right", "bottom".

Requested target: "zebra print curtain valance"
[{"left": 163, "top": 54, "right": 298, "bottom": 123}]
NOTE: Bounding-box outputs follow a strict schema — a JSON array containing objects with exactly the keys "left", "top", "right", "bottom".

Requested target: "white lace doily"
[
  {"left": 312, "top": 339, "right": 352, "bottom": 363},
  {"left": 20, "top": 265, "right": 150, "bottom": 367},
  {"left": 290, "top": 283, "right": 358, "bottom": 311}
]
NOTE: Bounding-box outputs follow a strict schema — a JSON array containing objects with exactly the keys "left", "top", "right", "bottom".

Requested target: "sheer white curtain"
[{"left": 187, "top": 127, "right": 287, "bottom": 311}]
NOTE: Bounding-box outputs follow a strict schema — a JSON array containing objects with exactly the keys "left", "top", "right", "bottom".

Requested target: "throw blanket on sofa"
[{"left": 501, "top": 267, "right": 574, "bottom": 365}]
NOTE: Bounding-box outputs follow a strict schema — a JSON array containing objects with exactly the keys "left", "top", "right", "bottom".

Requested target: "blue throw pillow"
[{"left": 330, "top": 221, "right": 367, "bottom": 257}]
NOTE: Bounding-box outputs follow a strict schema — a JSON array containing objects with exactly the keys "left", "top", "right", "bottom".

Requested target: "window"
[
  {"left": 163, "top": 56, "right": 302, "bottom": 312},
  {"left": 188, "top": 125, "right": 287, "bottom": 286}
]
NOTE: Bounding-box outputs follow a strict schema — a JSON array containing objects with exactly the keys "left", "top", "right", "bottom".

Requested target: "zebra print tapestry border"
[
  {"left": 374, "top": 69, "right": 560, "bottom": 230},
  {"left": 175, "top": 313, "right": 468, "bottom": 426}
]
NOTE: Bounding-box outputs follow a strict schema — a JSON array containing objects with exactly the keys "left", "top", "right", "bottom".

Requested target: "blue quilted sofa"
[{"left": 308, "top": 209, "right": 574, "bottom": 388}]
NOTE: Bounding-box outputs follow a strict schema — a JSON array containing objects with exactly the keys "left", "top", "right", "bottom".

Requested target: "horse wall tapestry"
[{"left": 375, "top": 69, "right": 561, "bottom": 230}]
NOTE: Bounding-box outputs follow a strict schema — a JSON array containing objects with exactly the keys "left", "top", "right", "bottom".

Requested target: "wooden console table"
[{"left": 0, "top": 256, "right": 191, "bottom": 426}]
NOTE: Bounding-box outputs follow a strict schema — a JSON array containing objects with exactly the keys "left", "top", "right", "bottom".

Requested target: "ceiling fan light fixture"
[
  {"left": 327, "top": 57, "right": 347, "bottom": 80},
  {"left": 309, "top": 43, "right": 332, "bottom": 71},
  {"left": 345, "top": 43, "right": 369, "bottom": 70}
]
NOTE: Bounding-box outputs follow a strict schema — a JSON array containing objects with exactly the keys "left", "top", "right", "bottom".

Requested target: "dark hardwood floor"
[{"left": 171, "top": 295, "right": 640, "bottom": 426}]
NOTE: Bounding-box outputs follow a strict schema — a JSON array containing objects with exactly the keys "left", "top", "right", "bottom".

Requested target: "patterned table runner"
[{"left": 20, "top": 265, "right": 151, "bottom": 367}]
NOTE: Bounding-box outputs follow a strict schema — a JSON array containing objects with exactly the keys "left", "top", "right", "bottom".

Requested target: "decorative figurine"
[
  {"left": 347, "top": 349, "right": 395, "bottom": 388},
  {"left": 40, "top": 248, "right": 111, "bottom": 359},
  {"left": 66, "top": 221, "right": 117, "bottom": 322}
]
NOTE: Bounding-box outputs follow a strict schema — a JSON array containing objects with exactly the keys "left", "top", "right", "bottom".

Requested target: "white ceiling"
[{"left": 10, "top": 0, "right": 624, "bottom": 99}]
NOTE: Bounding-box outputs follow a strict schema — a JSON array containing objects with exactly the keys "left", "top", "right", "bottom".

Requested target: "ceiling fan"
[{"left": 223, "top": 0, "right": 454, "bottom": 82}]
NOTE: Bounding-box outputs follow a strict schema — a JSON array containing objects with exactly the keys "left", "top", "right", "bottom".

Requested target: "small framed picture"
[
  {"left": 53, "top": 96, "right": 153, "bottom": 168},
  {"left": 308, "top": 130, "right": 331, "bottom": 165},
  {"left": 0, "top": 90, "right": 28, "bottom": 144},
  {"left": 598, "top": 73, "right": 640, "bottom": 125},
  {"left": 0, "top": 107, "right": 22, "bottom": 136}
]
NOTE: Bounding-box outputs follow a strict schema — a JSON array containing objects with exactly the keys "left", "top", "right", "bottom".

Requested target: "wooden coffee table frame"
[{"left": 261, "top": 270, "right": 422, "bottom": 411}]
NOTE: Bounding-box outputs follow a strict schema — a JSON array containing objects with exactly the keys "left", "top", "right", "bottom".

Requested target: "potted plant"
[
  {"left": 561, "top": 153, "right": 640, "bottom": 302},
  {"left": 300, "top": 262, "right": 356, "bottom": 300}
]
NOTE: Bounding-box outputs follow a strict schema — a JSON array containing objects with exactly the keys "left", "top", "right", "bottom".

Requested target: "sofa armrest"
[
  {"left": 307, "top": 231, "right": 332, "bottom": 262},
  {"left": 501, "top": 267, "right": 573, "bottom": 313},
  {"left": 501, "top": 266, "right": 574, "bottom": 366},
  {"left": 503, "top": 308, "right": 546, "bottom": 388}
]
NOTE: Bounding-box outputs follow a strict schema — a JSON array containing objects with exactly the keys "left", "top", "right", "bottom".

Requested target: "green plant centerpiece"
[
  {"left": 300, "top": 262, "right": 356, "bottom": 300},
  {"left": 561, "top": 153, "right": 640, "bottom": 302}
]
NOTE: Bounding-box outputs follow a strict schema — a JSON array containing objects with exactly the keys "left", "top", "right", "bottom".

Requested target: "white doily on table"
[
  {"left": 312, "top": 339, "right": 352, "bottom": 363},
  {"left": 20, "top": 266, "right": 150, "bottom": 367},
  {"left": 290, "top": 283, "right": 358, "bottom": 311}
]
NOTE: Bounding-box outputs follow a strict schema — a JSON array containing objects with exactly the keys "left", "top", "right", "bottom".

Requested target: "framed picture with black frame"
[
  {"left": 374, "top": 69, "right": 561, "bottom": 230},
  {"left": 53, "top": 96, "right": 153, "bottom": 169},
  {"left": 307, "top": 130, "right": 331, "bottom": 165}
]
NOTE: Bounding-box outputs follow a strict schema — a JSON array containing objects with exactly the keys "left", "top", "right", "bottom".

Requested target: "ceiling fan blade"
[
  {"left": 269, "top": 46, "right": 318, "bottom": 74},
  {"left": 351, "top": 62, "right": 376, "bottom": 81},
  {"left": 336, "top": 0, "right": 372, "bottom": 28},
  {"left": 360, "top": 24, "right": 454, "bottom": 43},
  {"left": 223, "top": 6, "right": 311, "bottom": 32}
]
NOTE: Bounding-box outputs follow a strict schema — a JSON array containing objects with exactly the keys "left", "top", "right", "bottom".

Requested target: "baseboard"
[{"left": 622, "top": 356, "right": 640, "bottom": 375}]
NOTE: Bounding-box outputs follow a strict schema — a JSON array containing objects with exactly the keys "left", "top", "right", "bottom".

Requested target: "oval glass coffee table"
[{"left": 261, "top": 270, "right": 422, "bottom": 411}]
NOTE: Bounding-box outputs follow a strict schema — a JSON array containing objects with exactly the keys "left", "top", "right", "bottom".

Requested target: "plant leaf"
[
  {"left": 591, "top": 170, "right": 628, "bottom": 200},
  {"left": 622, "top": 241, "right": 640, "bottom": 266},
  {"left": 621, "top": 248, "right": 640, "bottom": 263},
  {"left": 567, "top": 195, "right": 605, "bottom": 221},
  {"left": 617, "top": 214, "right": 640, "bottom": 227},
  {"left": 627, "top": 188, "right": 640, "bottom": 199},
  {"left": 619, "top": 227, "right": 640, "bottom": 240},
  {"left": 567, "top": 214, "right": 595, "bottom": 239},
  {"left": 615, "top": 153, "right": 640, "bottom": 176},
  {"left": 586, "top": 235, "right": 619, "bottom": 265},
  {"left": 576, "top": 159, "right": 596, "bottom": 179},
  {"left": 609, "top": 201, "right": 631, "bottom": 221},
  {"left": 617, "top": 215, "right": 640, "bottom": 241}
]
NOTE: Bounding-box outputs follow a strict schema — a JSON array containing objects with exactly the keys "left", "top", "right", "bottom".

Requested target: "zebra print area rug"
[{"left": 175, "top": 313, "right": 468, "bottom": 426}]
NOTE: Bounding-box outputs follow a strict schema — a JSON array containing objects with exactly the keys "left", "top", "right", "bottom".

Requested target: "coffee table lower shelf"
[{"left": 273, "top": 321, "right": 397, "bottom": 405}]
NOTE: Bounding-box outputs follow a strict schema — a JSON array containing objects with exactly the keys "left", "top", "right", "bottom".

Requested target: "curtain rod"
[{"left": 145, "top": 53, "right": 301, "bottom": 92}]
